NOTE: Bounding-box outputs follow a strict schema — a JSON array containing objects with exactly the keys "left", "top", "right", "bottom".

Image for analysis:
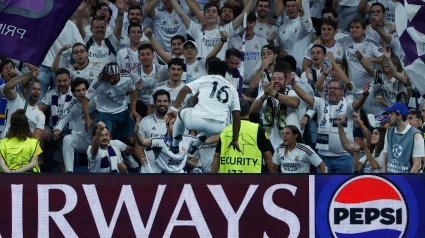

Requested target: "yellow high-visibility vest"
[{"left": 0, "top": 137, "right": 41, "bottom": 173}]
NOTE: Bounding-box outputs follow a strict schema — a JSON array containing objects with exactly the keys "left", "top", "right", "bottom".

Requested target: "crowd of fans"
[{"left": 0, "top": 0, "right": 423, "bottom": 174}]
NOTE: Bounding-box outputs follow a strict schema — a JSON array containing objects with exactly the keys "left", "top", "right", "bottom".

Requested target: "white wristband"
[{"left": 170, "top": 106, "right": 179, "bottom": 113}]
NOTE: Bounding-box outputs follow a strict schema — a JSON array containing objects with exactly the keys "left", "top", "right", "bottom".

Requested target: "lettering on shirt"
[
  {"left": 140, "top": 85, "right": 154, "bottom": 95},
  {"left": 89, "top": 50, "right": 110, "bottom": 59},
  {"left": 168, "top": 158, "right": 183, "bottom": 166},
  {"left": 106, "top": 92, "right": 126, "bottom": 103},
  {"left": 244, "top": 52, "right": 260, "bottom": 61},
  {"left": 202, "top": 38, "right": 220, "bottom": 48},
  {"left": 161, "top": 25, "right": 179, "bottom": 35},
  {"left": 282, "top": 162, "right": 301, "bottom": 172},
  {"left": 220, "top": 157, "right": 259, "bottom": 166},
  {"left": 347, "top": 52, "right": 360, "bottom": 63}
]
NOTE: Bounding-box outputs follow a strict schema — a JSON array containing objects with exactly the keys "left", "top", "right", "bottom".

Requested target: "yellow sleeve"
[{"left": 33, "top": 141, "right": 43, "bottom": 157}]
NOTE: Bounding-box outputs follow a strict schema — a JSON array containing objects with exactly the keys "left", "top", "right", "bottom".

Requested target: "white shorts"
[{"left": 179, "top": 108, "right": 225, "bottom": 136}]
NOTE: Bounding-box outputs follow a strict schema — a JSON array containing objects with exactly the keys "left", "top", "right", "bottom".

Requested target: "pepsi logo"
[{"left": 328, "top": 176, "right": 408, "bottom": 237}]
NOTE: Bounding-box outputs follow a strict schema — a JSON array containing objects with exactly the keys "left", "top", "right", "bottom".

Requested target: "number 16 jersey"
[{"left": 186, "top": 75, "right": 240, "bottom": 122}]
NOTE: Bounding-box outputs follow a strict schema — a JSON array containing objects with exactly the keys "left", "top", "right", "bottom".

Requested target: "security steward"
[{"left": 211, "top": 99, "right": 274, "bottom": 173}]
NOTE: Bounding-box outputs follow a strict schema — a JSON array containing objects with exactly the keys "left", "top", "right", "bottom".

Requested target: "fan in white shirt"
[
  {"left": 118, "top": 5, "right": 145, "bottom": 49},
  {"left": 135, "top": 117, "right": 196, "bottom": 173},
  {"left": 117, "top": 23, "right": 148, "bottom": 71},
  {"left": 165, "top": 61, "right": 242, "bottom": 155},
  {"left": 254, "top": 0, "right": 278, "bottom": 42},
  {"left": 1, "top": 69, "right": 45, "bottom": 141},
  {"left": 272, "top": 126, "right": 326, "bottom": 173},
  {"left": 147, "top": 58, "right": 191, "bottom": 115},
  {"left": 170, "top": 0, "right": 257, "bottom": 60},
  {"left": 82, "top": 2, "right": 114, "bottom": 38},
  {"left": 320, "top": 8, "right": 349, "bottom": 42},
  {"left": 88, "top": 121, "right": 127, "bottom": 173}
]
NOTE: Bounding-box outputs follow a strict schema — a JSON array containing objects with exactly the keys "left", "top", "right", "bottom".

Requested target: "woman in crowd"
[
  {"left": 0, "top": 109, "right": 42, "bottom": 173},
  {"left": 272, "top": 125, "right": 326, "bottom": 173},
  {"left": 337, "top": 115, "right": 386, "bottom": 173}
]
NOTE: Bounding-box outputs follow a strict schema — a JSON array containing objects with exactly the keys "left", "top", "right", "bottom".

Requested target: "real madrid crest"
[
  {"left": 194, "top": 66, "right": 199, "bottom": 72},
  {"left": 155, "top": 74, "right": 159, "bottom": 80},
  {"left": 337, "top": 50, "right": 341, "bottom": 56},
  {"left": 362, "top": 48, "right": 366, "bottom": 54},
  {"left": 255, "top": 44, "right": 259, "bottom": 49},
  {"left": 174, "top": 19, "right": 178, "bottom": 25},
  {"left": 90, "top": 71, "right": 94, "bottom": 77},
  {"left": 216, "top": 33, "right": 220, "bottom": 37},
  {"left": 266, "top": 32, "right": 270, "bottom": 37},
  {"left": 294, "top": 28, "right": 298, "bottom": 33}
]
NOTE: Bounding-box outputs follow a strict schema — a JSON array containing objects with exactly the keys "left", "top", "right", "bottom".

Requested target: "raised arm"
[
  {"left": 134, "top": 119, "right": 152, "bottom": 147},
  {"left": 383, "top": 47, "right": 409, "bottom": 85},
  {"left": 144, "top": 28, "right": 173, "bottom": 63},
  {"left": 184, "top": 0, "right": 205, "bottom": 25},
  {"left": 4, "top": 68, "right": 39, "bottom": 100},
  {"left": 206, "top": 31, "right": 228, "bottom": 61},
  {"left": 370, "top": 17, "right": 392, "bottom": 45},
  {"left": 90, "top": 122, "right": 106, "bottom": 156},
  {"left": 357, "top": 0, "right": 371, "bottom": 14},
  {"left": 263, "top": 82, "right": 300, "bottom": 108},
  {"left": 113, "top": 0, "right": 125, "bottom": 40},
  {"left": 232, "top": 0, "right": 257, "bottom": 31},
  {"left": 74, "top": 1, "right": 89, "bottom": 40},
  {"left": 358, "top": 137, "right": 381, "bottom": 170},
  {"left": 352, "top": 81, "right": 370, "bottom": 111},
  {"left": 82, "top": 97, "right": 93, "bottom": 132},
  {"left": 52, "top": 45, "right": 72, "bottom": 73},
  {"left": 143, "top": 0, "right": 159, "bottom": 18},
  {"left": 337, "top": 117, "right": 358, "bottom": 156},
  {"left": 171, "top": 0, "right": 192, "bottom": 29},
  {"left": 355, "top": 51, "right": 376, "bottom": 77},
  {"left": 289, "top": 79, "right": 314, "bottom": 108},
  {"left": 249, "top": 58, "right": 272, "bottom": 89},
  {"left": 352, "top": 112, "right": 371, "bottom": 146}
]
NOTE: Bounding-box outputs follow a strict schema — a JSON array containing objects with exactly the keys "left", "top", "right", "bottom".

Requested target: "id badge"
[{"left": 317, "top": 130, "right": 329, "bottom": 145}]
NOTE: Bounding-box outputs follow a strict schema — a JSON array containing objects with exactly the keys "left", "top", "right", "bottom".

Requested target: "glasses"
[
  {"left": 328, "top": 87, "right": 342, "bottom": 91},
  {"left": 73, "top": 49, "right": 86, "bottom": 55},
  {"left": 184, "top": 46, "right": 196, "bottom": 51},
  {"left": 97, "top": 8, "right": 109, "bottom": 13}
]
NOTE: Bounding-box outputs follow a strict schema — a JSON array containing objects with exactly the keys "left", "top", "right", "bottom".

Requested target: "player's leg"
[
  {"left": 171, "top": 108, "right": 191, "bottom": 148},
  {"left": 187, "top": 120, "right": 224, "bottom": 154}
]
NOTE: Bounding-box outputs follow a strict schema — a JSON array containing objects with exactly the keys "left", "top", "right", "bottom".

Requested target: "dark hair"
[
  {"left": 311, "top": 44, "right": 327, "bottom": 54},
  {"left": 282, "top": 125, "right": 305, "bottom": 155},
  {"left": 371, "top": 2, "right": 385, "bottom": 13},
  {"left": 7, "top": 109, "right": 32, "bottom": 141},
  {"left": 171, "top": 35, "right": 186, "bottom": 45},
  {"left": 207, "top": 60, "right": 228, "bottom": 77},
  {"left": 0, "top": 59, "right": 14, "bottom": 73},
  {"left": 128, "top": 4, "right": 143, "bottom": 15},
  {"left": 247, "top": 12, "right": 257, "bottom": 23},
  {"left": 274, "top": 61, "right": 290, "bottom": 75},
  {"left": 55, "top": 68, "right": 70, "bottom": 78},
  {"left": 91, "top": 16, "right": 107, "bottom": 26},
  {"left": 72, "top": 42, "right": 87, "bottom": 51},
  {"left": 71, "top": 77, "right": 90, "bottom": 93},
  {"left": 153, "top": 89, "right": 171, "bottom": 103},
  {"left": 168, "top": 57, "right": 185, "bottom": 69},
  {"left": 205, "top": 56, "right": 221, "bottom": 70},
  {"left": 225, "top": 48, "right": 242, "bottom": 59},
  {"left": 321, "top": 19, "right": 337, "bottom": 30},
  {"left": 220, "top": 4, "right": 234, "bottom": 15},
  {"left": 127, "top": 23, "right": 142, "bottom": 34},
  {"left": 370, "top": 128, "right": 387, "bottom": 158},
  {"left": 138, "top": 43, "right": 154, "bottom": 53},
  {"left": 280, "top": 55, "right": 297, "bottom": 72},
  {"left": 95, "top": 3, "right": 112, "bottom": 16},
  {"left": 401, "top": 115, "right": 408, "bottom": 121},
  {"left": 23, "top": 78, "right": 41, "bottom": 92},
  {"left": 408, "top": 109, "right": 421, "bottom": 118},
  {"left": 257, "top": 0, "right": 271, "bottom": 6},
  {"left": 240, "top": 99, "right": 250, "bottom": 117},
  {"left": 349, "top": 18, "right": 367, "bottom": 30},
  {"left": 321, "top": 7, "right": 338, "bottom": 19},
  {"left": 204, "top": 3, "right": 220, "bottom": 13},
  {"left": 92, "top": 126, "right": 109, "bottom": 138},
  {"left": 284, "top": 0, "right": 296, "bottom": 6}
]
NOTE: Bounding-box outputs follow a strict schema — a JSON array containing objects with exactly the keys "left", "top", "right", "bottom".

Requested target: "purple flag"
[{"left": 0, "top": 0, "right": 82, "bottom": 65}]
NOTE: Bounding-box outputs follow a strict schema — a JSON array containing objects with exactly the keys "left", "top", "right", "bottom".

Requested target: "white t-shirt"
[
  {"left": 185, "top": 58, "right": 207, "bottom": 83},
  {"left": 230, "top": 34, "right": 268, "bottom": 83},
  {"left": 339, "top": 36, "right": 383, "bottom": 94},
  {"left": 84, "top": 34, "right": 120, "bottom": 64},
  {"left": 130, "top": 64, "right": 168, "bottom": 105},
  {"left": 313, "top": 97, "right": 355, "bottom": 156},
  {"left": 85, "top": 75, "right": 135, "bottom": 114},
  {"left": 276, "top": 14, "right": 314, "bottom": 70},
  {"left": 87, "top": 143, "right": 123, "bottom": 173},
  {"left": 139, "top": 113, "right": 166, "bottom": 173},
  {"left": 68, "top": 61, "right": 105, "bottom": 84},
  {"left": 304, "top": 42, "right": 345, "bottom": 63},
  {"left": 187, "top": 21, "right": 236, "bottom": 60},
  {"left": 149, "top": 81, "right": 191, "bottom": 107},
  {"left": 338, "top": 0, "right": 360, "bottom": 7},
  {"left": 187, "top": 75, "right": 240, "bottom": 122},
  {"left": 368, "top": 0, "right": 397, "bottom": 24},
  {"left": 41, "top": 87, "right": 74, "bottom": 127},
  {"left": 254, "top": 22, "right": 278, "bottom": 40},
  {"left": 151, "top": 9, "right": 187, "bottom": 52},
  {"left": 84, "top": 24, "right": 114, "bottom": 39},
  {"left": 117, "top": 47, "right": 139, "bottom": 71},
  {"left": 388, "top": 33, "right": 405, "bottom": 66},
  {"left": 273, "top": 143, "right": 323, "bottom": 173},
  {"left": 309, "top": 0, "right": 326, "bottom": 18},
  {"left": 360, "top": 150, "right": 384, "bottom": 173},
  {"left": 1, "top": 96, "right": 45, "bottom": 138},
  {"left": 151, "top": 135, "right": 196, "bottom": 173},
  {"left": 334, "top": 29, "right": 350, "bottom": 42},
  {"left": 366, "top": 24, "right": 393, "bottom": 45}
]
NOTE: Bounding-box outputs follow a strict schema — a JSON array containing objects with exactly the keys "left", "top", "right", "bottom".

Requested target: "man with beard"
[
  {"left": 254, "top": 0, "right": 278, "bottom": 42},
  {"left": 382, "top": 102, "right": 424, "bottom": 173},
  {"left": 138, "top": 89, "right": 170, "bottom": 173},
  {"left": 38, "top": 69, "right": 74, "bottom": 171},
  {"left": 52, "top": 43, "right": 105, "bottom": 84},
  {"left": 144, "top": 28, "right": 206, "bottom": 84},
  {"left": 171, "top": 0, "right": 257, "bottom": 60},
  {"left": 219, "top": 4, "right": 234, "bottom": 26},
  {"left": 83, "top": 63, "right": 139, "bottom": 146},
  {"left": 130, "top": 43, "right": 168, "bottom": 117},
  {"left": 290, "top": 78, "right": 369, "bottom": 173},
  {"left": 250, "top": 65, "right": 301, "bottom": 149},
  {"left": 119, "top": 5, "right": 146, "bottom": 49},
  {"left": 148, "top": 58, "right": 191, "bottom": 114},
  {"left": 88, "top": 121, "right": 128, "bottom": 173},
  {"left": 302, "top": 20, "right": 345, "bottom": 72},
  {"left": 2, "top": 69, "right": 45, "bottom": 141}
]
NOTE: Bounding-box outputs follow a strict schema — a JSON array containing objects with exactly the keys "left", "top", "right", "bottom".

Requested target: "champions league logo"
[
  {"left": 328, "top": 176, "right": 408, "bottom": 238},
  {"left": 0, "top": 0, "right": 54, "bottom": 19}
]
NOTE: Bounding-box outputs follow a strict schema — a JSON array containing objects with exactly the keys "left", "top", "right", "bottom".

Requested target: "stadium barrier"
[{"left": 0, "top": 174, "right": 422, "bottom": 237}]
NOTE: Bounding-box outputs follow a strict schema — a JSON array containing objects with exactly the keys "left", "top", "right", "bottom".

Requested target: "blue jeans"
[
  {"left": 319, "top": 154, "right": 354, "bottom": 173},
  {"left": 38, "top": 65, "right": 56, "bottom": 101},
  {"left": 306, "top": 120, "right": 318, "bottom": 150},
  {"left": 95, "top": 109, "right": 135, "bottom": 139}
]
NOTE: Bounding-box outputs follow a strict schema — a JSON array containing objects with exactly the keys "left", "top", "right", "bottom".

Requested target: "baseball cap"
[
  {"left": 261, "top": 45, "right": 277, "bottom": 54},
  {"left": 367, "top": 114, "right": 390, "bottom": 128},
  {"left": 183, "top": 40, "right": 197, "bottom": 50},
  {"left": 383, "top": 102, "right": 408, "bottom": 116}
]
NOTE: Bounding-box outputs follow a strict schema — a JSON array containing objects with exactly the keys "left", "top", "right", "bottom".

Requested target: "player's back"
[{"left": 188, "top": 75, "right": 239, "bottom": 122}]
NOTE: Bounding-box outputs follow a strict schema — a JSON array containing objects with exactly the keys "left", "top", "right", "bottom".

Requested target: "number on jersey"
[{"left": 209, "top": 81, "right": 230, "bottom": 103}]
